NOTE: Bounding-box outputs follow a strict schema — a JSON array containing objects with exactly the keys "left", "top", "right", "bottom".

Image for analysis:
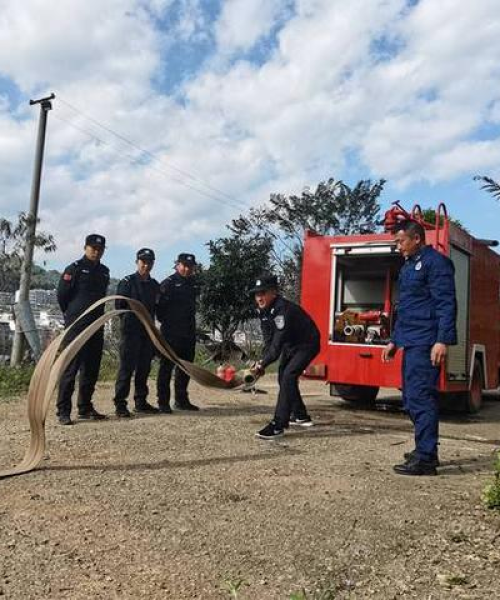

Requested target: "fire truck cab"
[{"left": 301, "top": 202, "right": 500, "bottom": 413}]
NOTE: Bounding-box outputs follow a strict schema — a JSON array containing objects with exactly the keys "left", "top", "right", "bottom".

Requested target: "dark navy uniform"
[
  {"left": 393, "top": 245, "right": 457, "bottom": 462},
  {"left": 113, "top": 268, "right": 160, "bottom": 412},
  {"left": 258, "top": 294, "right": 320, "bottom": 428},
  {"left": 56, "top": 243, "right": 110, "bottom": 419},
  {"left": 156, "top": 254, "right": 198, "bottom": 410}
]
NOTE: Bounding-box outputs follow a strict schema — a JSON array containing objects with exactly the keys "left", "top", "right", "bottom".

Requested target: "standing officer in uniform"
[
  {"left": 251, "top": 274, "right": 320, "bottom": 440},
  {"left": 383, "top": 219, "right": 457, "bottom": 475},
  {"left": 156, "top": 253, "right": 199, "bottom": 412},
  {"left": 113, "top": 248, "right": 160, "bottom": 418},
  {"left": 56, "top": 234, "right": 110, "bottom": 425}
]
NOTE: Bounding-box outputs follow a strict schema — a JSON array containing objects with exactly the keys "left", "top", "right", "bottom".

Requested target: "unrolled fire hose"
[{"left": 0, "top": 295, "right": 258, "bottom": 480}]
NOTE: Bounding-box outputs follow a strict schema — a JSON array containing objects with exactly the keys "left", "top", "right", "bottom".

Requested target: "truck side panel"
[{"left": 469, "top": 240, "right": 500, "bottom": 389}]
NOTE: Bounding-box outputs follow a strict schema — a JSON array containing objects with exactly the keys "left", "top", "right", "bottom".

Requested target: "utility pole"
[{"left": 10, "top": 93, "right": 55, "bottom": 366}]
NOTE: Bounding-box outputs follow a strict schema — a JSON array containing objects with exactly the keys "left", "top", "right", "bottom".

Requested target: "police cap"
[
  {"left": 85, "top": 233, "right": 106, "bottom": 248},
  {"left": 177, "top": 253, "right": 196, "bottom": 266},
  {"left": 250, "top": 274, "right": 279, "bottom": 293},
  {"left": 137, "top": 248, "right": 155, "bottom": 262}
]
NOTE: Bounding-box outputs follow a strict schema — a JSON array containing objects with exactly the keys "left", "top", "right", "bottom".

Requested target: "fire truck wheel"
[
  {"left": 331, "top": 384, "right": 379, "bottom": 407},
  {"left": 465, "top": 359, "right": 484, "bottom": 414}
]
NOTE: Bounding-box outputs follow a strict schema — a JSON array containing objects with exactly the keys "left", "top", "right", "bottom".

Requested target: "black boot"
[
  {"left": 393, "top": 459, "right": 437, "bottom": 476},
  {"left": 116, "top": 404, "right": 132, "bottom": 418},
  {"left": 134, "top": 402, "right": 159, "bottom": 414},
  {"left": 173, "top": 400, "right": 199, "bottom": 411},
  {"left": 404, "top": 449, "right": 440, "bottom": 467},
  {"left": 78, "top": 407, "right": 107, "bottom": 420},
  {"left": 158, "top": 402, "right": 172, "bottom": 414}
]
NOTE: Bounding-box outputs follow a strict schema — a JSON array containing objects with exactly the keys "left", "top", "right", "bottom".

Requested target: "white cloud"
[
  {"left": 215, "top": 0, "right": 291, "bottom": 54},
  {"left": 1, "top": 0, "right": 500, "bottom": 273}
]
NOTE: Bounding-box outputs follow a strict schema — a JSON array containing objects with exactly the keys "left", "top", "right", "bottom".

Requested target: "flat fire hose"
[{"left": 0, "top": 295, "right": 257, "bottom": 480}]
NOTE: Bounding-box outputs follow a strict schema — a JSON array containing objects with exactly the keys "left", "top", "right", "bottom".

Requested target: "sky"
[{"left": 0, "top": 0, "right": 499, "bottom": 278}]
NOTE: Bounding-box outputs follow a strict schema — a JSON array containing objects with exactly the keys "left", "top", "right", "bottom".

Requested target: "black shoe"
[
  {"left": 404, "top": 449, "right": 440, "bottom": 467},
  {"left": 134, "top": 402, "right": 160, "bottom": 414},
  {"left": 78, "top": 408, "right": 107, "bottom": 420},
  {"left": 289, "top": 416, "right": 314, "bottom": 428},
  {"left": 116, "top": 406, "right": 132, "bottom": 418},
  {"left": 58, "top": 415, "right": 73, "bottom": 426},
  {"left": 255, "top": 421, "right": 284, "bottom": 440},
  {"left": 158, "top": 403, "right": 172, "bottom": 414},
  {"left": 393, "top": 460, "right": 437, "bottom": 476},
  {"left": 173, "top": 401, "right": 199, "bottom": 411}
]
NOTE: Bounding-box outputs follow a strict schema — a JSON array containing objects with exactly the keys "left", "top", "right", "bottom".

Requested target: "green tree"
[
  {"left": 199, "top": 232, "right": 272, "bottom": 357},
  {"left": 0, "top": 213, "right": 56, "bottom": 292},
  {"left": 230, "top": 177, "right": 385, "bottom": 300},
  {"left": 420, "top": 208, "right": 466, "bottom": 231},
  {"left": 474, "top": 175, "right": 500, "bottom": 201}
]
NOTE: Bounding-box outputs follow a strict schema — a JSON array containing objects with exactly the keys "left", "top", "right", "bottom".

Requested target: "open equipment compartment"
[{"left": 330, "top": 244, "right": 403, "bottom": 346}]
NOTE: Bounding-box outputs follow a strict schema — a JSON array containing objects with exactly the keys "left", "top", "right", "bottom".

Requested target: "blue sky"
[{"left": 0, "top": 0, "right": 499, "bottom": 279}]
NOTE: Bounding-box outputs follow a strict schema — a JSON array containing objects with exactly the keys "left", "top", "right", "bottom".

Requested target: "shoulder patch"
[{"left": 274, "top": 315, "right": 285, "bottom": 330}]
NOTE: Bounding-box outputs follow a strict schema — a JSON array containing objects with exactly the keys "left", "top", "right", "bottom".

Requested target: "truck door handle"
[{"left": 359, "top": 352, "right": 373, "bottom": 358}]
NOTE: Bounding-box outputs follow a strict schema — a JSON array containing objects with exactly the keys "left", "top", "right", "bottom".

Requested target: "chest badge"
[
  {"left": 274, "top": 315, "right": 285, "bottom": 330},
  {"left": 415, "top": 261, "right": 422, "bottom": 271}
]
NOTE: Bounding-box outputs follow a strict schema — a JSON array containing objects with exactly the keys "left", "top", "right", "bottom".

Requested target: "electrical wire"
[
  {"left": 51, "top": 111, "right": 245, "bottom": 210},
  {"left": 57, "top": 96, "right": 245, "bottom": 209}
]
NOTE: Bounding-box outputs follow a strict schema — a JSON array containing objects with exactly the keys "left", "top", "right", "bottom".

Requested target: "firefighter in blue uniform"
[
  {"left": 156, "top": 253, "right": 199, "bottom": 412},
  {"left": 383, "top": 219, "right": 457, "bottom": 475},
  {"left": 251, "top": 274, "right": 321, "bottom": 440},
  {"left": 113, "top": 248, "right": 160, "bottom": 417},
  {"left": 56, "top": 234, "right": 110, "bottom": 425}
]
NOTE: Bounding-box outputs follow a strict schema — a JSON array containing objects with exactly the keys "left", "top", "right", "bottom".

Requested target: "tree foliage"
[
  {"left": 420, "top": 208, "right": 467, "bottom": 231},
  {"left": 230, "top": 178, "right": 386, "bottom": 300},
  {"left": 0, "top": 213, "right": 56, "bottom": 292},
  {"left": 199, "top": 232, "right": 272, "bottom": 352},
  {"left": 474, "top": 175, "right": 500, "bottom": 201}
]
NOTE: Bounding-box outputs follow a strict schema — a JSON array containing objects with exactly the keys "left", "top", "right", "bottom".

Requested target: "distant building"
[{"left": 0, "top": 291, "right": 14, "bottom": 307}]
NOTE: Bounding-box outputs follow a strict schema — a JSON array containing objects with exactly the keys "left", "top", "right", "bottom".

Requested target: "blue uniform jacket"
[{"left": 393, "top": 245, "right": 457, "bottom": 348}]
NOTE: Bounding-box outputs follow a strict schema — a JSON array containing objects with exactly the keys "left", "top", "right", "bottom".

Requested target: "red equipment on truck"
[{"left": 300, "top": 201, "right": 500, "bottom": 412}]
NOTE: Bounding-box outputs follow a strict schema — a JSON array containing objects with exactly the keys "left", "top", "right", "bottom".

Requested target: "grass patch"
[
  {"left": 0, "top": 365, "right": 35, "bottom": 398},
  {"left": 482, "top": 450, "right": 500, "bottom": 510}
]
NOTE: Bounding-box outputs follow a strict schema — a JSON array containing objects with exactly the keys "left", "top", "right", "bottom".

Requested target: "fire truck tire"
[
  {"left": 465, "top": 359, "right": 484, "bottom": 414},
  {"left": 331, "top": 384, "right": 379, "bottom": 407}
]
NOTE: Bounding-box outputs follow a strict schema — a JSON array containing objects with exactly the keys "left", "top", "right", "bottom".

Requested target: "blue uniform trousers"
[{"left": 402, "top": 345, "right": 440, "bottom": 462}]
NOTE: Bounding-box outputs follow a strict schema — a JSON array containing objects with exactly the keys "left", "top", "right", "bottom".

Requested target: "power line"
[
  {"left": 51, "top": 111, "right": 245, "bottom": 210},
  {"left": 57, "top": 96, "right": 245, "bottom": 209}
]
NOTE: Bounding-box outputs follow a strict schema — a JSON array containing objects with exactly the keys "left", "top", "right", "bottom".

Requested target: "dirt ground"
[{"left": 0, "top": 377, "right": 499, "bottom": 600}]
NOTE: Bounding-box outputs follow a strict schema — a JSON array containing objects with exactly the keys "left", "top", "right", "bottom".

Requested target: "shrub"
[
  {"left": 0, "top": 365, "right": 35, "bottom": 398},
  {"left": 482, "top": 450, "right": 500, "bottom": 510}
]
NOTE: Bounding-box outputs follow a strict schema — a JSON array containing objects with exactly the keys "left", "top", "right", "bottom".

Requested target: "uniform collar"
[
  {"left": 407, "top": 244, "right": 430, "bottom": 263},
  {"left": 173, "top": 271, "right": 191, "bottom": 282},
  {"left": 81, "top": 256, "right": 100, "bottom": 267},
  {"left": 264, "top": 295, "right": 282, "bottom": 315},
  {"left": 134, "top": 271, "right": 151, "bottom": 282}
]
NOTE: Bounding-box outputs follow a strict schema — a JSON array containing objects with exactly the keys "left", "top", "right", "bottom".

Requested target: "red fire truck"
[{"left": 301, "top": 202, "right": 500, "bottom": 413}]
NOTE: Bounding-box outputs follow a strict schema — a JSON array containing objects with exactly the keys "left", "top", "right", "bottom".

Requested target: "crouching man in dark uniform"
[
  {"left": 113, "top": 248, "right": 160, "bottom": 417},
  {"left": 383, "top": 220, "right": 457, "bottom": 476},
  {"left": 251, "top": 275, "right": 320, "bottom": 440},
  {"left": 56, "top": 234, "right": 110, "bottom": 425},
  {"left": 156, "top": 253, "right": 199, "bottom": 412}
]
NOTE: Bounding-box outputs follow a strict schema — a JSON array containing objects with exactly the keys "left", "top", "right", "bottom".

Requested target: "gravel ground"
[{"left": 0, "top": 377, "right": 499, "bottom": 599}]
